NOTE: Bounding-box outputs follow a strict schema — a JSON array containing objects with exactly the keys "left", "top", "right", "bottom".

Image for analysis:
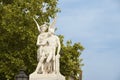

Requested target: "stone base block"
[{"left": 29, "top": 73, "right": 65, "bottom": 80}]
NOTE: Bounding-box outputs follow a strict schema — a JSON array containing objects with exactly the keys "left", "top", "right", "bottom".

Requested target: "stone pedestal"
[{"left": 29, "top": 73, "right": 65, "bottom": 80}]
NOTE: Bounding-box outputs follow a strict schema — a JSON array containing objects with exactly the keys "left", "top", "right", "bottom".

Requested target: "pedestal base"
[{"left": 29, "top": 73, "right": 65, "bottom": 80}]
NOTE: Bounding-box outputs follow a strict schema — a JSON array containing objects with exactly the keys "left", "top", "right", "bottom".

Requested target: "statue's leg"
[
  {"left": 46, "top": 51, "right": 56, "bottom": 74},
  {"left": 53, "top": 54, "right": 56, "bottom": 74},
  {"left": 35, "top": 61, "right": 41, "bottom": 73},
  {"left": 46, "top": 52, "right": 53, "bottom": 63},
  {"left": 41, "top": 63, "right": 44, "bottom": 73},
  {"left": 56, "top": 55, "right": 60, "bottom": 74},
  {"left": 43, "top": 52, "right": 52, "bottom": 74},
  {"left": 35, "top": 56, "right": 45, "bottom": 73},
  {"left": 37, "top": 48, "right": 40, "bottom": 61}
]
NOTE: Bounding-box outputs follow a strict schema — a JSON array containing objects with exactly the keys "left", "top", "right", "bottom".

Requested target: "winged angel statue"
[{"left": 33, "top": 17, "right": 61, "bottom": 74}]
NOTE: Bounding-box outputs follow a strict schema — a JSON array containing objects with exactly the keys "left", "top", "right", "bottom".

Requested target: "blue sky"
[{"left": 55, "top": 0, "right": 120, "bottom": 80}]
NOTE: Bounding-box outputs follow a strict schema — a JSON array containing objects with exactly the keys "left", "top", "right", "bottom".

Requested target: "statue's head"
[{"left": 41, "top": 24, "right": 48, "bottom": 32}]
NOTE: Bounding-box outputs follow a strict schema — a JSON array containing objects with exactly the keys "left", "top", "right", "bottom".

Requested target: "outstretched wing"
[
  {"left": 33, "top": 18, "right": 41, "bottom": 32},
  {"left": 48, "top": 17, "right": 57, "bottom": 32}
]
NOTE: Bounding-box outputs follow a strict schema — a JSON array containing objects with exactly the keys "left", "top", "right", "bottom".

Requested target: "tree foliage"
[
  {"left": 0, "top": 0, "right": 84, "bottom": 80},
  {"left": 59, "top": 35, "right": 84, "bottom": 80}
]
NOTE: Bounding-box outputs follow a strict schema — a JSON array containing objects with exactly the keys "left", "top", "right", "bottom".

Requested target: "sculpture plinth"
[
  {"left": 29, "top": 17, "right": 65, "bottom": 80},
  {"left": 30, "top": 73, "right": 65, "bottom": 80}
]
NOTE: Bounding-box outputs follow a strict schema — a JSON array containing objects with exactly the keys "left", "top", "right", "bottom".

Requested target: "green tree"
[
  {"left": 0, "top": 0, "right": 84, "bottom": 80},
  {"left": 0, "top": 0, "right": 59, "bottom": 80},
  {"left": 59, "top": 35, "right": 84, "bottom": 80}
]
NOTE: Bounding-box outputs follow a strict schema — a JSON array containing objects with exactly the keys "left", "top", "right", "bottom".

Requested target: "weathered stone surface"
[
  {"left": 29, "top": 73, "right": 65, "bottom": 80},
  {"left": 29, "top": 17, "right": 65, "bottom": 80}
]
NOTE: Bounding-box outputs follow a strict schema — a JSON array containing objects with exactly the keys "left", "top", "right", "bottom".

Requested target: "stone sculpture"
[{"left": 29, "top": 17, "right": 65, "bottom": 80}]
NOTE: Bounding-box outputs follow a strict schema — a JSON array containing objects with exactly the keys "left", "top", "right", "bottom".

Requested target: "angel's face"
[{"left": 41, "top": 26, "right": 47, "bottom": 32}]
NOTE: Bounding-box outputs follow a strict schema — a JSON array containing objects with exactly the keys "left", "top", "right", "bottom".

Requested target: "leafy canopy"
[{"left": 0, "top": 0, "right": 84, "bottom": 80}]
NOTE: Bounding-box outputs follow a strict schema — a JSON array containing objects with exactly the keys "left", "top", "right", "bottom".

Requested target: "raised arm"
[{"left": 33, "top": 18, "right": 41, "bottom": 32}]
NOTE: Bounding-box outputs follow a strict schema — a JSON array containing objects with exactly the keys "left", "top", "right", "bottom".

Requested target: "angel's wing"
[
  {"left": 48, "top": 17, "right": 57, "bottom": 32},
  {"left": 33, "top": 18, "right": 41, "bottom": 32}
]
